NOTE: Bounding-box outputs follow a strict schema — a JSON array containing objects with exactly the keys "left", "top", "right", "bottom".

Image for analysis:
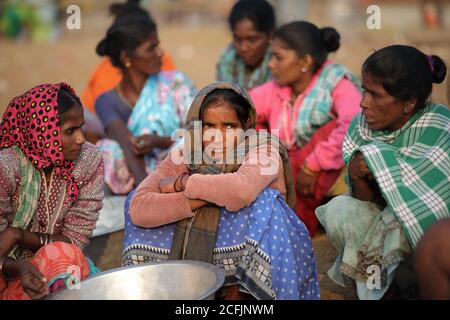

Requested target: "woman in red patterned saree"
[{"left": 0, "top": 83, "right": 104, "bottom": 299}]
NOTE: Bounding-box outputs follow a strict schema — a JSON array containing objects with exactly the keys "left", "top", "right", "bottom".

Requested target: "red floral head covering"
[{"left": 0, "top": 83, "right": 81, "bottom": 202}]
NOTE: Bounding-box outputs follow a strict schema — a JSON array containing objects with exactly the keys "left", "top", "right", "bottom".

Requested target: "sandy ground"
[{"left": 1, "top": 0, "right": 449, "bottom": 300}]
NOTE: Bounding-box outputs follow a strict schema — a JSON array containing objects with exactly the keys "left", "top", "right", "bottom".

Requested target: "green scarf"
[
  {"left": 216, "top": 44, "right": 272, "bottom": 90},
  {"left": 295, "top": 63, "right": 361, "bottom": 146},
  {"left": 343, "top": 103, "right": 450, "bottom": 248},
  {"left": 9, "top": 146, "right": 41, "bottom": 259}
]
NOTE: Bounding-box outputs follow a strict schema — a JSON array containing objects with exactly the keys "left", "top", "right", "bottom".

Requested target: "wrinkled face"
[
  {"left": 202, "top": 100, "right": 245, "bottom": 160},
  {"left": 360, "top": 72, "right": 413, "bottom": 131},
  {"left": 268, "top": 38, "right": 305, "bottom": 86},
  {"left": 59, "top": 102, "right": 86, "bottom": 161},
  {"left": 232, "top": 18, "right": 271, "bottom": 68},
  {"left": 127, "top": 32, "right": 162, "bottom": 76}
]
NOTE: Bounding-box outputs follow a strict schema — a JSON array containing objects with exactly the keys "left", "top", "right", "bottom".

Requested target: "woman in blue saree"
[{"left": 122, "top": 82, "right": 320, "bottom": 300}]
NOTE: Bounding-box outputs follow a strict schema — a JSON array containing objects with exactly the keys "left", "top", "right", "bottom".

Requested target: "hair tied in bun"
[{"left": 426, "top": 55, "right": 435, "bottom": 73}]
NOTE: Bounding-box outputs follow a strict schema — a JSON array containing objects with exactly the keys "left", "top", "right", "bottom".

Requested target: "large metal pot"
[{"left": 47, "top": 260, "right": 225, "bottom": 300}]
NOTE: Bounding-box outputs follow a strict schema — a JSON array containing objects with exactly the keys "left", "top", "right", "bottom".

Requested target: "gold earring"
[
  {"left": 125, "top": 61, "right": 131, "bottom": 68},
  {"left": 302, "top": 67, "right": 308, "bottom": 73},
  {"left": 404, "top": 104, "right": 414, "bottom": 114}
]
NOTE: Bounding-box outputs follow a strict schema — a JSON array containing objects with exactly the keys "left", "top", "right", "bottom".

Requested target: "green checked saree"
[
  {"left": 343, "top": 103, "right": 450, "bottom": 248},
  {"left": 316, "top": 103, "right": 449, "bottom": 299}
]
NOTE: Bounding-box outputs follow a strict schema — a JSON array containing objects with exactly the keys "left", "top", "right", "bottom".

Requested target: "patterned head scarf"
[
  {"left": 169, "top": 82, "right": 296, "bottom": 263},
  {"left": 0, "top": 83, "right": 81, "bottom": 202}
]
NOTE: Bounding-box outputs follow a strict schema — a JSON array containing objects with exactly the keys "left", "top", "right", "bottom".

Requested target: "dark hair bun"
[
  {"left": 320, "top": 27, "right": 340, "bottom": 52},
  {"left": 430, "top": 55, "right": 447, "bottom": 84},
  {"left": 96, "top": 38, "right": 108, "bottom": 56}
]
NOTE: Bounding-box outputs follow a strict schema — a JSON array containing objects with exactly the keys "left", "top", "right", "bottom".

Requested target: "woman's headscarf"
[
  {"left": 0, "top": 83, "right": 81, "bottom": 202},
  {"left": 170, "top": 82, "right": 295, "bottom": 262}
]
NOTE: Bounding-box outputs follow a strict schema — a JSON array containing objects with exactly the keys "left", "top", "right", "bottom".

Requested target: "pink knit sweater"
[{"left": 129, "top": 145, "right": 287, "bottom": 228}]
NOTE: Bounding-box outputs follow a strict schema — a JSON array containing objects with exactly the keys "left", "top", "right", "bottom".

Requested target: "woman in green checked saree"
[
  {"left": 316, "top": 45, "right": 449, "bottom": 300},
  {"left": 0, "top": 83, "right": 103, "bottom": 299}
]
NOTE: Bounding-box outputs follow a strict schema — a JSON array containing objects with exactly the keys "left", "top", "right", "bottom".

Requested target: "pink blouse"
[{"left": 250, "top": 61, "right": 361, "bottom": 172}]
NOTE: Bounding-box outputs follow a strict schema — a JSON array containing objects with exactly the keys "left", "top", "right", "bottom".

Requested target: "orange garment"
[
  {"left": 1, "top": 242, "right": 90, "bottom": 300},
  {"left": 82, "top": 53, "right": 175, "bottom": 114}
]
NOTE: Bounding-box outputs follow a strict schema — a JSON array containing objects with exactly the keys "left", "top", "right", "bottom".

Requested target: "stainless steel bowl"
[{"left": 47, "top": 260, "right": 225, "bottom": 300}]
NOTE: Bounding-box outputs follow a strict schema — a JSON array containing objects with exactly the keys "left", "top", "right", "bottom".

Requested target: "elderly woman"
[
  {"left": 316, "top": 45, "right": 449, "bottom": 300},
  {"left": 250, "top": 21, "right": 362, "bottom": 235},
  {"left": 122, "top": 83, "right": 320, "bottom": 300},
  {"left": 0, "top": 83, "right": 104, "bottom": 300},
  {"left": 94, "top": 14, "right": 195, "bottom": 195},
  {"left": 216, "top": 0, "right": 275, "bottom": 90}
]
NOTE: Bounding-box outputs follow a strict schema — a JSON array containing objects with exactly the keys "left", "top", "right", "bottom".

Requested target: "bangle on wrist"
[
  {"left": 174, "top": 173, "right": 188, "bottom": 192},
  {"left": 179, "top": 173, "right": 189, "bottom": 191}
]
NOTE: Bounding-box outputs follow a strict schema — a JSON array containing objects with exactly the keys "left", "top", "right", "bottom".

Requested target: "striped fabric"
[
  {"left": 343, "top": 103, "right": 450, "bottom": 247},
  {"left": 295, "top": 63, "right": 361, "bottom": 146}
]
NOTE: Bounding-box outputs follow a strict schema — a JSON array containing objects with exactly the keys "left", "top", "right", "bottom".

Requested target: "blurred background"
[{"left": 0, "top": 0, "right": 449, "bottom": 115}]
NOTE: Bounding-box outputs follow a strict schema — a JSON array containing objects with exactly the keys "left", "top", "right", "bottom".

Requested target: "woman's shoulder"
[
  {"left": 73, "top": 143, "right": 103, "bottom": 181},
  {"left": 249, "top": 81, "right": 281, "bottom": 106},
  {"left": 95, "top": 89, "right": 119, "bottom": 106}
]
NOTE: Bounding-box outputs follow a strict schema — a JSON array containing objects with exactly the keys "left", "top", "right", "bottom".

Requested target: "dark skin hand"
[
  {"left": 104, "top": 120, "right": 148, "bottom": 185},
  {"left": 0, "top": 227, "right": 70, "bottom": 300},
  {"left": 0, "top": 226, "right": 71, "bottom": 256},
  {"left": 349, "top": 152, "right": 385, "bottom": 207},
  {"left": 2, "top": 259, "right": 49, "bottom": 299},
  {"left": 3, "top": 259, "right": 49, "bottom": 299},
  {"left": 158, "top": 175, "right": 209, "bottom": 211},
  {"left": 130, "top": 134, "right": 173, "bottom": 157},
  {"left": 105, "top": 121, "right": 174, "bottom": 186}
]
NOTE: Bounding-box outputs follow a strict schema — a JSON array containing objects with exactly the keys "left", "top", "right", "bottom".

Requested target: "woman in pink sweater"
[
  {"left": 250, "top": 21, "right": 362, "bottom": 236},
  {"left": 122, "top": 83, "right": 320, "bottom": 300}
]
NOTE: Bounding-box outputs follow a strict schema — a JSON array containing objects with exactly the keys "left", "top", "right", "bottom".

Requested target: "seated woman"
[
  {"left": 122, "top": 83, "right": 320, "bottom": 300},
  {"left": 95, "top": 15, "right": 195, "bottom": 195},
  {"left": 250, "top": 21, "right": 361, "bottom": 236},
  {"left": 216, "top": 0, "right": 275, "bottom": 90},
  {"left": 316, "top": 45, "right": 449, "bottom": 300},
  {"left": 0, "top": 83, "right": 104, "bottom": 300},
  {"left": 81, "top": 0, "right": 175, "bottom": 116}
]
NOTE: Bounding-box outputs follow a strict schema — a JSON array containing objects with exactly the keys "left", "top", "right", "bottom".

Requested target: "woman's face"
[
  {"left": 268, "top": 38, "right": 305, "bottom": 87},
  {"left": 360, "top": 72, "right": 414, "bottom": 131},
  {"left": 202, "top": 100, "right": 245, "bottom": 160},
  {"left": 232, "top": 18, "right": 271, "bottom": 69},
  {"left": 127, "top": 32, "right": 162, "bottom": 76},
  {"left": 60, "top": 102, "right": 86, "bottom": 161}
]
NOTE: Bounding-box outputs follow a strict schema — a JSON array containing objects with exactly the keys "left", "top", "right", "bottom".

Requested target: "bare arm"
[
  {"left": 349, "top": 152, "right": 386, "bottom": 207},
  {"left": 104, "top": 120, "right": 148, "bottom": 184}
]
